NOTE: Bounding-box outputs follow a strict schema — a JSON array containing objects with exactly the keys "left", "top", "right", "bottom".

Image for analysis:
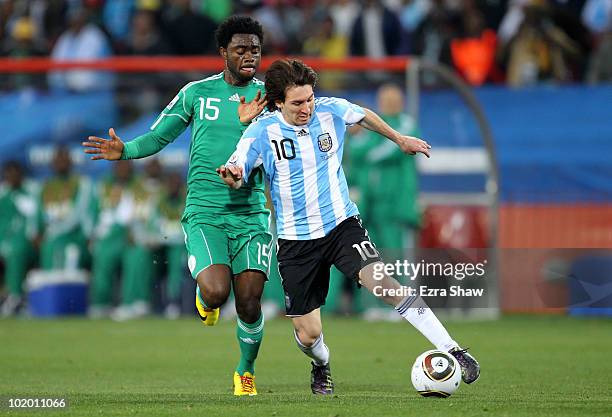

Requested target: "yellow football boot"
[
  {"left": 195, "top": 292, "right": 219, "bottom": 326},
  {"left": 233, "top": 371, "right": 257, "bottom": 396}
]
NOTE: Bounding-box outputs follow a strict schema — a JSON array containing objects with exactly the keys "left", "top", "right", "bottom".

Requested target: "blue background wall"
[{"left": 2, "top": 85, "right": 611, "bottom": 203}]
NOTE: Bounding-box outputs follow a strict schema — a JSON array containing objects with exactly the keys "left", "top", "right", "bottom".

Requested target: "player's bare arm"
[
  {"left": 216, "top": 165, "right": 244, "bottom": 189},
  {"left": 82, "top": 128, "right": 124, "bottom": 160},
  {"left": 238, "top": 90, "right": 268, "bottom": 124},
  {"left": 358, "top": 108, "right": 431, "bottom": 158}
]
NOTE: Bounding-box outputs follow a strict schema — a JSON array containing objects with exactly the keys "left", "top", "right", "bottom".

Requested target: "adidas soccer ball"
[{"left": 411, "top": 350, "right": 461, "bottom": 397}]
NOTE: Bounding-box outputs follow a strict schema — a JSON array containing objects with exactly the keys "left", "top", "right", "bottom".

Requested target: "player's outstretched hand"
[
  {"left": 238, "top": 90, "right": 268, "bottom": 124},
  {"left": 82, "top": 128, "right": 125, "bottom": 160},
  {"left": 397, "top": 135, "right": 431, "bottom": 158},
  {"left": 216, "top": 164, "right": 244, "bottom": 189}
]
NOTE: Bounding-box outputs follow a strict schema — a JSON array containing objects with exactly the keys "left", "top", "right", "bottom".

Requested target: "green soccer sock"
[{"left": 236, "top": 313, "right": 264, "bottom": 375}]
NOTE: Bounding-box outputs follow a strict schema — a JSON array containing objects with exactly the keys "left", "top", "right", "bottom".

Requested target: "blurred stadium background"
[
  {"left": 2, "top": 0, "right": 611, "bottom": 319},
  {"left": 0, "top": 1, "right": 611, "bottom": 414}
]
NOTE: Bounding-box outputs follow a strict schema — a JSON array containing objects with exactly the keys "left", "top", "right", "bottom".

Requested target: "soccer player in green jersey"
[
  {"left": 0, "top": 161, "right": 38, "bottom": 317},
  {"left": 82, "top": 16, "right": 270, "bottom": 396}
]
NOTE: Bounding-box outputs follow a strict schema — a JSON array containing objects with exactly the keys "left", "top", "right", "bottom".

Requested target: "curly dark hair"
[
  {"left": 215, "top": 15, "right": 264, "bottom": 49},
  {"left": 265, "top": 59, "right": 318, "bottom": 111},
  {"left": 2, "top": 159, "right": 23, "bottom": 174}
]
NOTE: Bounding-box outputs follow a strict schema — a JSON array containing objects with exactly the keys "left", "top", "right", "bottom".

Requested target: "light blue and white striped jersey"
[{"left": 227, "top": 97, "right": 366, "bottom": 240}]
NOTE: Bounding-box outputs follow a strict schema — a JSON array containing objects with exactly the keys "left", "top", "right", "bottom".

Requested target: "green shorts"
[{"left": 181, "top": 211, "right": 273, "bottom": 279}]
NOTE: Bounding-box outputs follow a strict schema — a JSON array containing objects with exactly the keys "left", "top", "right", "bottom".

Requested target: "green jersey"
[
  {"left": 364, "top": 113, "right": 421, "bottom": 227},
  {"left": 157, "top": 186, "right": 186, "bottom": 245},
  {"left": 38, "top": 175, "right": 93, "bottom": 239},
  {"left": 91, "top": 176, "right": 135, "bottom": 240},
  {"left": 0, "top": 180, "right": 39, "bottom": 242},
  {"left": 121, "top": 72, "right": 267, "bottom": 216}
]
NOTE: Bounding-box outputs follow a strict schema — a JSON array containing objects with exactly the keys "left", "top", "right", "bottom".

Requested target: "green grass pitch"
[{"left": 1, "top": 315, "right": 611, "bottom": 416}]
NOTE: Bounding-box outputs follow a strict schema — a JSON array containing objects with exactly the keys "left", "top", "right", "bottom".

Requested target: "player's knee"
[
  {"left": 235, "top": 298, "right": 261, "bottom": 323},
  {"left": 294, "top": 325, "right": 322, "bottom": 347},
  {"left": 197, "top": 281, "right": 230, "bottom": 309},
  {"left": 196, "top": 266, "right": 231, "bottom": 308}
]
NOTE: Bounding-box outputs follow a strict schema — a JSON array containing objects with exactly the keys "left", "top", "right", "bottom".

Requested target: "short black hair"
[
  {"left": 2, "top": 160, "right": 23, "bottom": 173},
  {"left": 215, "top": 15, "right": 264, "bottom": 49},
  {"left": 265, "top": 59, "right": 318, "bottom": 111}
]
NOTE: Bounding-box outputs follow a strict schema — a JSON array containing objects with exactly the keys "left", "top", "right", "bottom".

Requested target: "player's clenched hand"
[
  {"left": 396, "top": 135, "right": 431, "bottom": 158},
  {"left": 238, "top": 90, "right": 267, "bottom": 124},
  {"left": 82, "top": 128, "right": 125, "bottom": 160},
  {"left": 216, "top": 165, "right": 244, "bottom": 189}
]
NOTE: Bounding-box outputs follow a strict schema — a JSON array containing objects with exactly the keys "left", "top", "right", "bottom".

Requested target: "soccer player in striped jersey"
[
  {"left": 219, "top": 59, "right": 480, "bottom": 394},
  {"left": 82, "top": 16, "right": 271, "bottom": 396}
]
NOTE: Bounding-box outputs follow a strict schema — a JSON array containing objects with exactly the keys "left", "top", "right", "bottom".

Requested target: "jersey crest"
[{"left": 317, "top": 133, "right": 333, "bottom": 152}]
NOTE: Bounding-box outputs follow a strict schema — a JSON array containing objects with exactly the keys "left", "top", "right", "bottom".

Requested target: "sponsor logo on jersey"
[
  {"left": 229, "top": 93, "right": 241, "bottom": 102},
  {"left": 228, "top": 154, "right": 239, "bottom": 166},
  {"left": 317, "top": 133, "right": 333, "bottom": 152},
  {"left": 166, "top": 94, "right": 179, "bottom": 109},
  {"left": 297, "top": 129, "right": 309, "bottom": 137}
]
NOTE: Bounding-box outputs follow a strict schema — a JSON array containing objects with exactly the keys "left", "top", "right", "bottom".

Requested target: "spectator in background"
[
  {"left": 111, "top": 158, "right": 163, "bottom": 321},
  {"left": 157, "top": 171, "right": 187, "bottom": 319},
  {"left": 2, "top": 16, "right": 42, "bottom": 57},
  {"left": 124, "top": 7, "right": 173, "bottom": 115},
  {"left": 162, "top": 0, "right": 217, "bottom": 55},
  {"left": 88, "top": 160, "right": 134, "bottom": 319},
  {"left": 238, "top": 0, "right": 288, "bottom": 54},
  {"left": 127, "top": 8, "right": 171, "bottom": 55},
  {"left": 32, "top": 0, "right": 68, "bottom": 52},
  {"left": 398, "top": 0, "right": 432, "bottom": 53},
  {"left": 1, "top": 16, "right": 46, "bottom": 90},
  {"left": 450, "top": 1, "right": 500, "bottom": 85},
  {"left": 366, "top": 83, "right": 421, "bottom": 255},
  {"left": 0, "top": 161, "right": 38, "bottom": 317},
  {"left": 498, "top": 0, "right": 530, "bottom": 45},
  {"left": 475, "top": 0, "right": 508, "bottom": 31},
  {"left": 198, "top": 0, "right": 233, "bottom": 24},
  {"left": 548, "top": 1, "right": 592, "bottom": 78},
  {"left": 551, "top": 0, "right": 588, "bottom": 14},
  {"left": 82, "top": 0, "right": 107, "bottom": 30},
  {"left": 501, "top": 1, "right": 585, "bottom": 86},
  {"left": 354, "top": 84, "right": 422, "bottom": 320},
  {"left": 583, "top": 0, "right": 612, "bottom": 82},
  {"left": 0, "top": 0, "right": 16, "bottom": 48},
  {"left": 303, "top": 15, "right": 348, "bottom": 89},
  {"left": 48, "top": 6, "right": 114, "bottom": 92},
  {"left": 102, "top": 0, "right": 137, "bottom": 53},
  {"left": 399, "top": 0, "right": 432, "bottom": 32},
  {"left": 412, "top": 0, "right": 458, "bottom": 84},
  {"left": 273, "top": 0, "right": 309, "bottom": 54},
  {"left": 549, "top": 1, "right": 591, "bottom": 34},
  {"left": 304, "top": 15, "right": 348, "bottom": 58},
  {"left": 2, "top": 0, "right": 66, "bottom": 55},
  {"left": 350, "top": 0, "right": 403, "bottom": 57},
  {"left": 38, "top": 147, "right": 92, "bottom": 271},
  {"left": 328, "top": 0, "right": 360, "bottom": 39},
  {"left": 582, "top": 0, "right": 612, "bottom": 35}
]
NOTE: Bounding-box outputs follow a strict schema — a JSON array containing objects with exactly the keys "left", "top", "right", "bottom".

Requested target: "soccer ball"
[{"left": 411, "top": 350, "right": 461, "bottom": 397}]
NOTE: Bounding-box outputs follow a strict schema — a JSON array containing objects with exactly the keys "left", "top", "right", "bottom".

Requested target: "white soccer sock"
[
  {"left": 395, "top": 295, "right": 458, "bottom": 352},
  {"left": 294, "top": 330, "right": 330, "bottom": 366}
]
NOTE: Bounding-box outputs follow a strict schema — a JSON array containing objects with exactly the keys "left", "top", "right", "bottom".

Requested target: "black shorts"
[{"left": 277, "top": 216, "right": 381, "bottom": 316}]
